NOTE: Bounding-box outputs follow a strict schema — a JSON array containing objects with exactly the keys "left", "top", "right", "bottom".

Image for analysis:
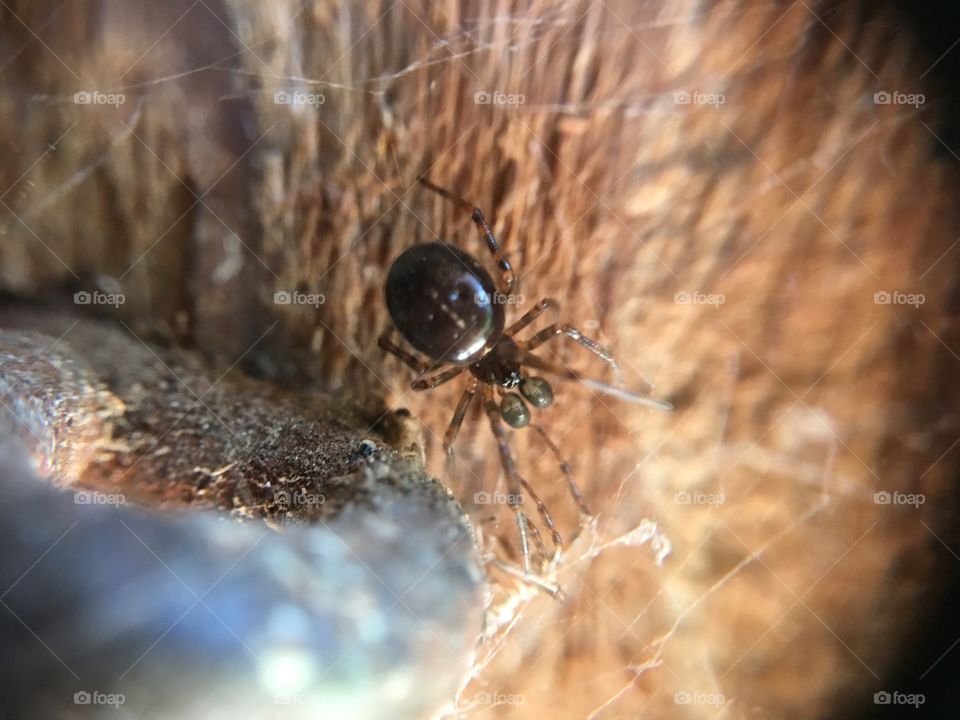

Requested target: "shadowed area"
[{"left": 0, "top": 312, "right": 485, "bottom": 719}]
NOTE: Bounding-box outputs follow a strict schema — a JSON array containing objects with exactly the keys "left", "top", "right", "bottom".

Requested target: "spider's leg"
[
  {"left": 469, "top": 205, "right": 515, "bottom": 295},
  {"left": 531, "top": 423, "right": 591, "bottom": 517},
  {"left": 378, "top": 325, "right": 426, "bottom": 373},
  {"left": 412, "top": 365, "right": 465, "bottom": 391},
  {"left": 418, "top": 176, "right": 515, "bottom": 294},
  {"left": 522, "top": 323, "right": 626, "bottom": 386},
  {"left": 498, "top": 504, "right": 548, "bottom": 561},
  {"left": 443, "top": 378, "right": 479, "bottom": 455},
  {"left": 507, "top": 297, "right": 559, "bottom": 335},
  {"left": 516, "top": 471, "right": 562, "bottom": 549},
  {"left": 482, "top": 385, "right": 534, "bottom": 574},
  {"left": 523, "top": 353, "right": 672, "bottom": 410}
]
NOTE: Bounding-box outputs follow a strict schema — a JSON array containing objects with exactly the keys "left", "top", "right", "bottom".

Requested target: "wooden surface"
[{"left": 2, "top": 1, "right": 959, "bottom": 717}]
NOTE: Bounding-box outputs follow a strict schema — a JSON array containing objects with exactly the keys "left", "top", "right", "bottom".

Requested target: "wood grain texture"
[{"left": 2, "top": 1, "right": 959, "bottom": 717}]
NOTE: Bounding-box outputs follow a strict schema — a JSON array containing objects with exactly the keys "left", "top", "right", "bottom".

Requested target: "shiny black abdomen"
[{"left": 385, "top": 242, "right": 505, "bottom": 364}]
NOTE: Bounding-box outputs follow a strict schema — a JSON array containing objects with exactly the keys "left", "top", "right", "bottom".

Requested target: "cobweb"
[{"left": 2, "top": 0, "right": 938, "bottom": 718}]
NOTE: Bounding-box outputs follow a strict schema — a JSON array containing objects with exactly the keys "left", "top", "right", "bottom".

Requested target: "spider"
[{"left": 378, "top": 176, "right": 671, "bottom": 574}]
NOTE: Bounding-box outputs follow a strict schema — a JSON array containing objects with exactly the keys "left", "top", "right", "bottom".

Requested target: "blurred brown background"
[{"left": 2, "top": 0, "right": 960, "bottom": 718}]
